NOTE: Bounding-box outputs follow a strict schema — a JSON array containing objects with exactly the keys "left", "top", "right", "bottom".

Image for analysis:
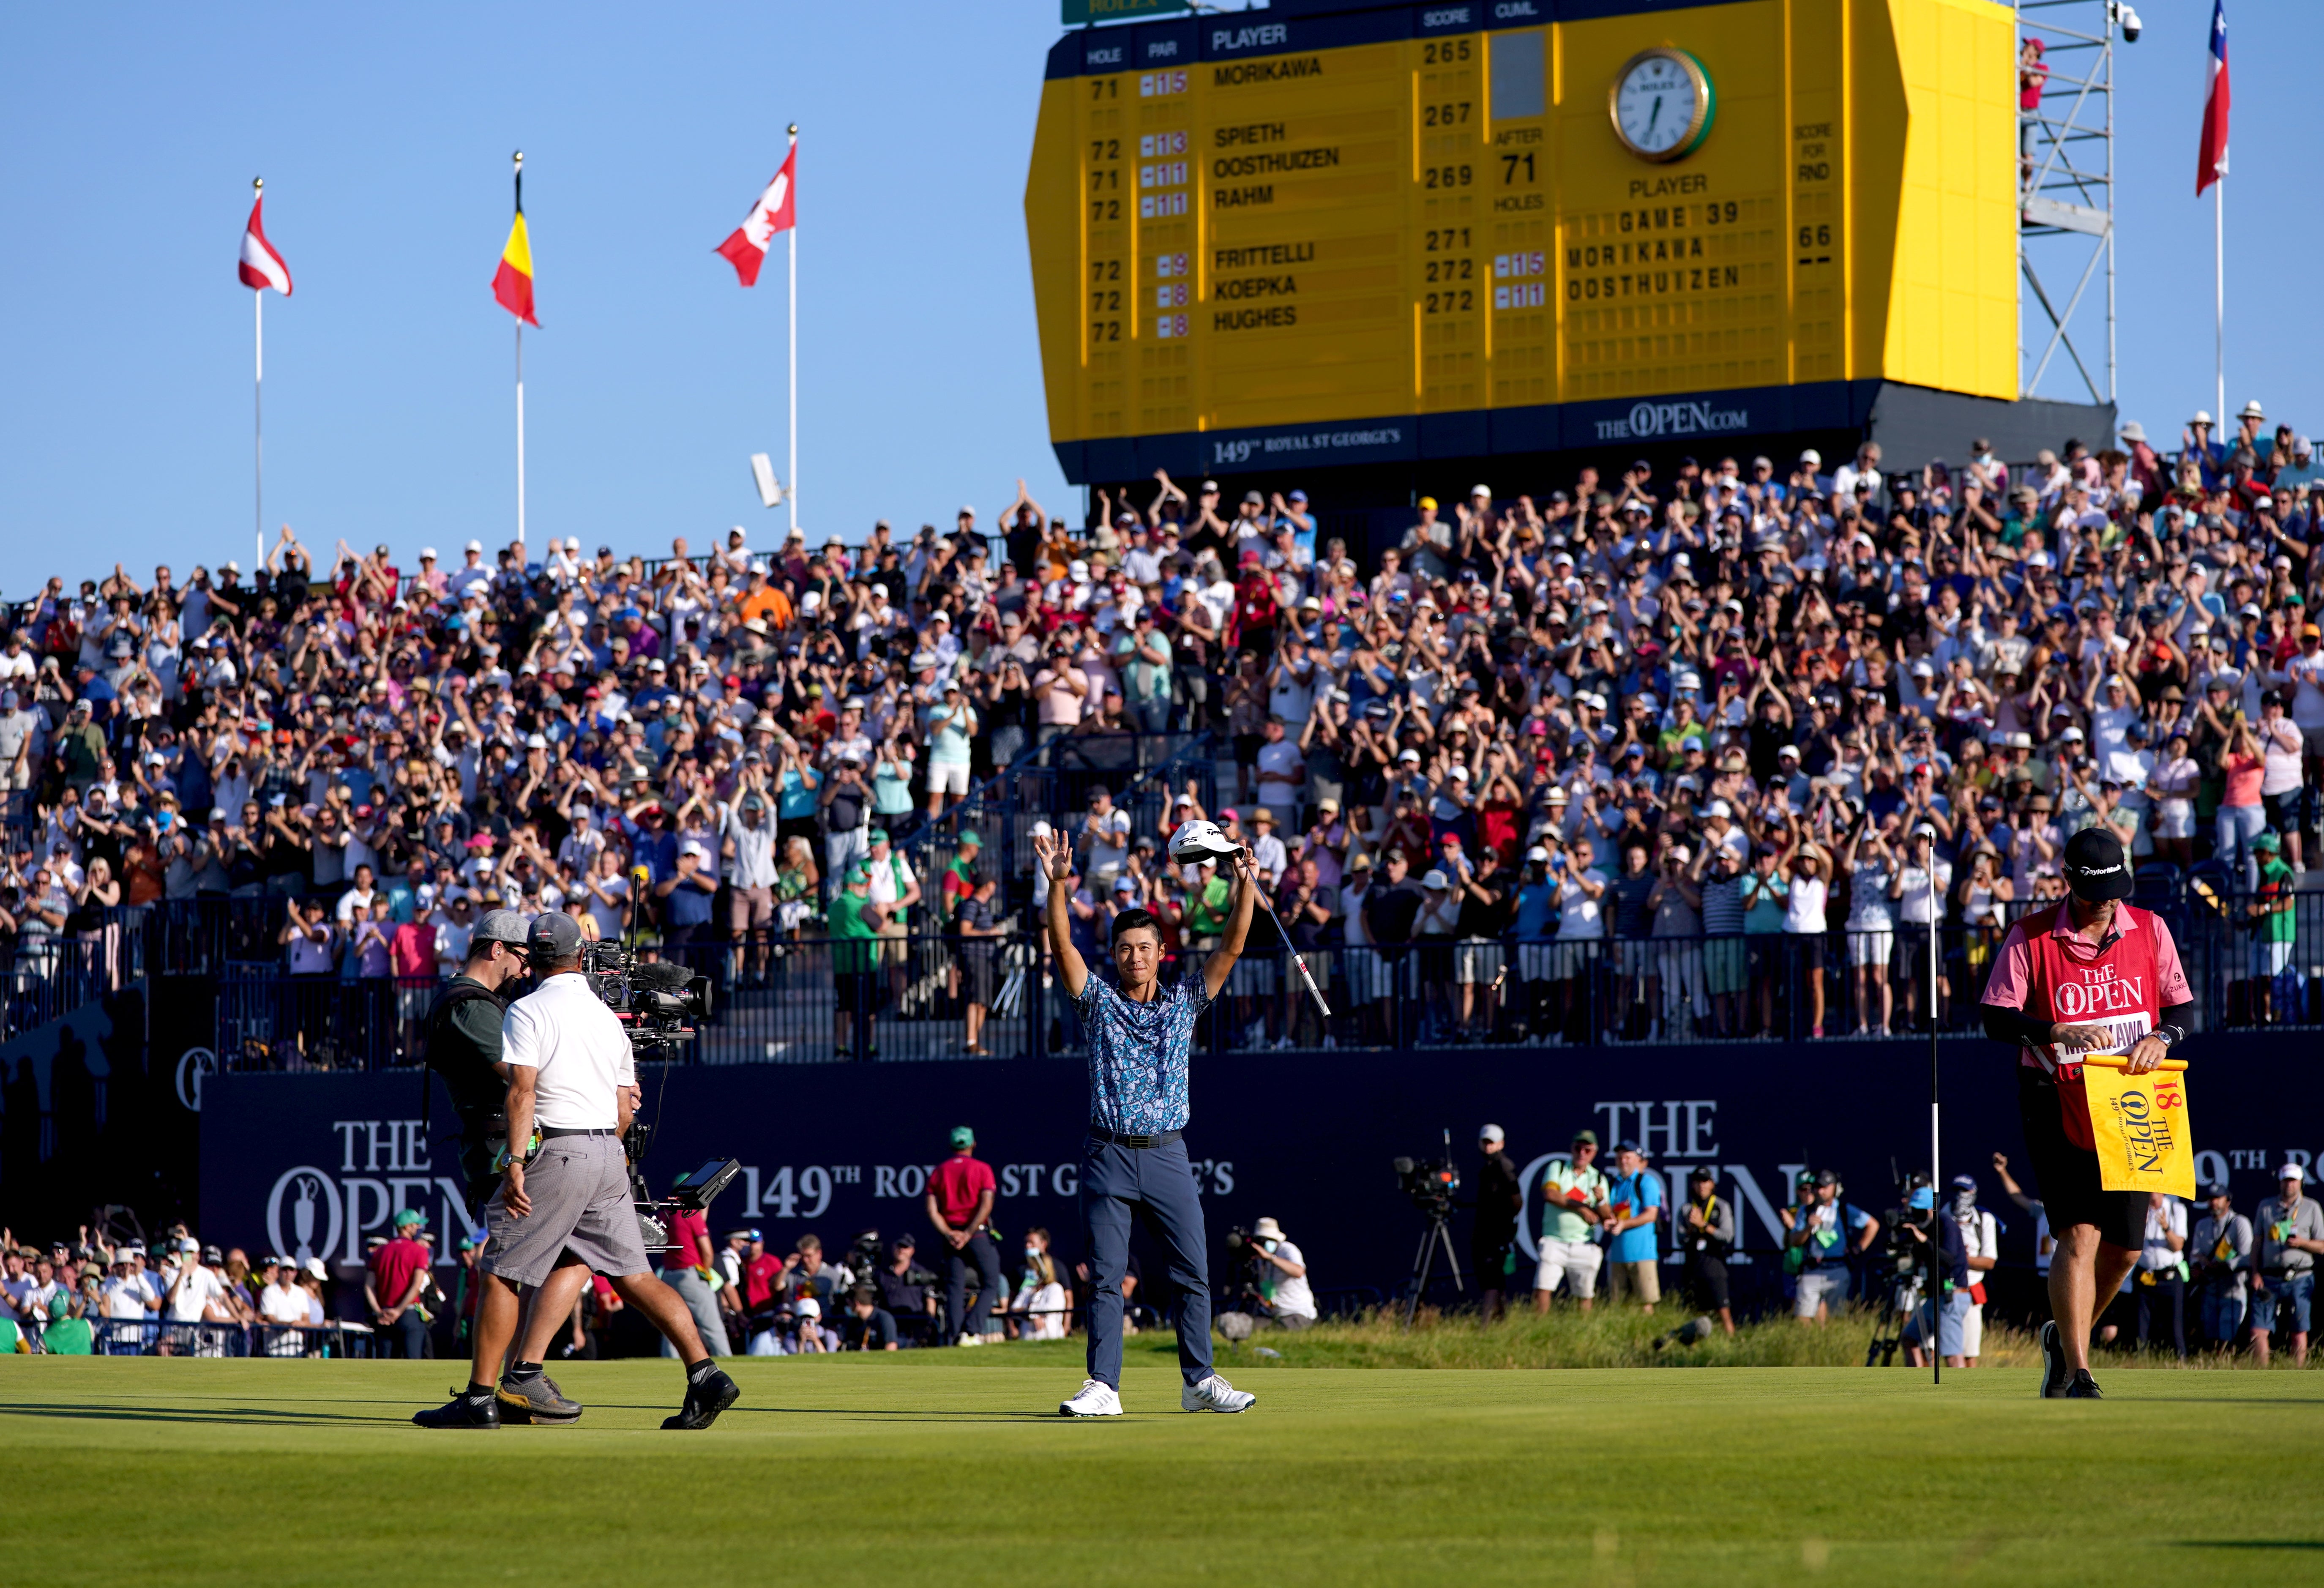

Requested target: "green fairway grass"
[{"left": 5, "top": 1345, "right": 2323, "bottom": 1587}]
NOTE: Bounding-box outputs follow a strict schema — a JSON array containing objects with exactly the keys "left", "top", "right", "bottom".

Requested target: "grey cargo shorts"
[{"left": 479, "top": 1132, "right": 650, "bottom": 1288}]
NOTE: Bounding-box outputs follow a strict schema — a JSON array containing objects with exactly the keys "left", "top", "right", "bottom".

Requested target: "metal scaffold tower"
[{"left": 2016, "top": 0, "right": 2136, "bottom": 407}]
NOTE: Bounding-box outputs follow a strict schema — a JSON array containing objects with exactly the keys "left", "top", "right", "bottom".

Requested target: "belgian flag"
[{"left": 492, "top": 153, "right": 538, "bottom": 327}]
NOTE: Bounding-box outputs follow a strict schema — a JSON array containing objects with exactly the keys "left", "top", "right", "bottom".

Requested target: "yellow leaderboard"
[{"left": 1024, "top": 0, "right": 2017, "bottom": 483}]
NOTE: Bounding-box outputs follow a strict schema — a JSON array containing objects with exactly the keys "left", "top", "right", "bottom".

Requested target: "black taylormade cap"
[{"left": 2063, "top": 826, "right": 2134, "bottom": 903}]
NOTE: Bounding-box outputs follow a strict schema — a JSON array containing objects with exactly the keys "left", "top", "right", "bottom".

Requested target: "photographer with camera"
[
  {"left": 1241, "top": 1216, "right": 1315, "bottom": 1329},
  {"left": 1894, "top": 1181, "right": 1972, "bottom": 1370},
  {"left": 1471, "top": 1125, "right": 1522, "bottom": 1323},
  {"left": 413, "top": 913, "right": 739, "bottom": 1431},
  {"left": 1783, "top": 1169, "right": 1877, "bottom": 1325},
  {"left": 421, "top": 908, "right": 533, "bottom": 1210},
  {"left": 1676, "top": 1167, "right": 1737, "bottom": 1336}
]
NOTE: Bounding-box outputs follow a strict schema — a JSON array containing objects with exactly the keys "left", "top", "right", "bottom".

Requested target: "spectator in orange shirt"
[{"left": 737, "top": 565, "right": 792, "bottom": 630}]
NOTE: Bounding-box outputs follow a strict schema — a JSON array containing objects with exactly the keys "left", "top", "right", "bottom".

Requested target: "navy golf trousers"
[{"left": 1081, "top": 1133, "right": 1213, "bottom": 1390}]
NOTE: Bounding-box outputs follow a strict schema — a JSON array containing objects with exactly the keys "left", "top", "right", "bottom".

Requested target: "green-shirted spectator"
[
  {"left": 939, "top": 830, "right": 983, "bottom": 924},
  {"left": 2248, "top": 831, "right": 2297, "bottom": 1025},
  {"left": 1116, "top": 612, "right": 1175, "bottom": 735},
  {"left": 1533, "top": 1130, "right": 1609, "bottom": 1314},
  {"left": 1182, "top": 855, "right": 1233, "bottom": 945},
  {"left": 52, "top": 699, "right": 107, "bottom": 792},
  {"left": 827, "top": 861, "right": 888, "bottom": 1060}
]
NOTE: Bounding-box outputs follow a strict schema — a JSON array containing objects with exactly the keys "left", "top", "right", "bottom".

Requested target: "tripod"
[{"left": 1401, "top": 1204, "right": 1464, "bottom": 1329}]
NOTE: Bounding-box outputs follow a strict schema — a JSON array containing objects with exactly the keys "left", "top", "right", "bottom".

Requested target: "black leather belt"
[
  {"left": 541, "top": 1127, "right": 619, "bottom": 1139},
  {"left": 1089, "top": 1126, "right": 1182, "bottom": 1148}
]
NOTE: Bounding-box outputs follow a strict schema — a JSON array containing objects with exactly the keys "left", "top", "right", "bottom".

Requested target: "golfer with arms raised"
[{"left": 1037, "top": 818, "right": 1260, "bottom": 1417}]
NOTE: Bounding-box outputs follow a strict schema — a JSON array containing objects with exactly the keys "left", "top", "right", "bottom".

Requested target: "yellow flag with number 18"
[{"left": 2083, "top": 1058, "right": 2195, "bottom": 1199}]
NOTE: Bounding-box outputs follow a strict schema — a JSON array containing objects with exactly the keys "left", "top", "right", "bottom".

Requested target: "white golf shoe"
[
  {"left": 1059, "top": 1378, "right": 1123, "bottom": 1417},
  {"left": 1180, "top": 1374, "right": 1256, "bottom": 1413}
]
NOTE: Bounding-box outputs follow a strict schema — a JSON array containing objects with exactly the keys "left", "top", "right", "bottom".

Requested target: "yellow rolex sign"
[{"left": 2084, "top": 1060, "right": 2196, "bottom": 1200}]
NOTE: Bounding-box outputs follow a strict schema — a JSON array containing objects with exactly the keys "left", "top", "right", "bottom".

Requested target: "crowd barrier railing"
[
  {"left": 94, "top": 879, "right": 2324, "bottom": 1071},
  {"left": 22, "top": 1318, "right": 380, "bottom": 1357}
]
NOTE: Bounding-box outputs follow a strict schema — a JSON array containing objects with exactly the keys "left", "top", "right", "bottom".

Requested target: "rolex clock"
[{"left": 1608, "top": 47, "right": 1716, "bottom": 163}]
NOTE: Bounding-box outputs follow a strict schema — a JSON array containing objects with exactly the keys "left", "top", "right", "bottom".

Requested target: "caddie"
[{"left": 1980, "top": 826, "right": 2194, "bottom": 1399}]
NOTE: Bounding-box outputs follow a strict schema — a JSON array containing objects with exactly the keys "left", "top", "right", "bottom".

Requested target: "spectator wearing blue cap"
[
  {"left": 1600, "top": 1142, "right": 1664, "bottom": 1313},
  {"left": 1899, "top": 1181, "right": 1972, "bottom": 1369}
]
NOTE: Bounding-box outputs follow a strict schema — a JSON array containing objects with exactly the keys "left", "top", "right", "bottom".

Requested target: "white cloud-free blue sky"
[{"left": 0, "top": 2, "right": 2310, "bottom": 585}]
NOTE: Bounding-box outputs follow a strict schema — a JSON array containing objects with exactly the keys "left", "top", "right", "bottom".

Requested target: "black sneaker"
[
  {"left": 497, "top": 1371, "right": 582, "bottom": 1425},
  {"left": 2064, "top": 1368, "right": 2104, "bottom": 1399},
  {"left": 2038, "top": 1320, "right": 2070, "bottom": 1399},
  {"left": 413, "top": 1387, "right": 501, "bottom": 1429},
  {"left": 662, "top": 1365, "right": 740, "bottom": 1430}
]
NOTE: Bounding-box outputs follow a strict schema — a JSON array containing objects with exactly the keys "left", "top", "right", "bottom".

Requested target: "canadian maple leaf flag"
[
  {"left": 715, "top": 146, "right": 796, "bottom": 287},
  {"left": 238, "top": 191, "right": 293, "bottom": 295}
]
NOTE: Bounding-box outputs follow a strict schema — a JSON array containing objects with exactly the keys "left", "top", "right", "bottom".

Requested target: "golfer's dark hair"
[{"left": 1111, "top": 907, "right": 1162, "bottom": 946}]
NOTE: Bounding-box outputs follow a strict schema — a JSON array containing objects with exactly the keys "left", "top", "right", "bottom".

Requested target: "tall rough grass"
[{"left": 1207, "top": 1305, "right": 2297, "bottom": 1371}]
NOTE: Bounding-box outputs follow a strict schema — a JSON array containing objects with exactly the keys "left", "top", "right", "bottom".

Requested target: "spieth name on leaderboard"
[{"left": 1026, "top": 0, "right": 2020, "bottom": 478}]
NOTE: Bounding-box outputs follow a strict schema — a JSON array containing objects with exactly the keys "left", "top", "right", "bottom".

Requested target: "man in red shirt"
[
  {"left": 740, "top": 1231, "right": 783, "bottom": 1316},
  {"left": 1982, "top": 827, "right": 2193, "bottom": 1400},
  {"left": 927, "top": 1125, "right": 1000, "bottom": 1346},
  {"left": 365, "top": 1208, "right": 432, "bottom": 1359},
  {"left": 655, "top": 1198, "right": 729, "bottom": 1358}
]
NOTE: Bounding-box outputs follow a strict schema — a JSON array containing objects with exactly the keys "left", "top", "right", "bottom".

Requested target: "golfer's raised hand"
[{"left": 1031, "top": 829, "right": 1071, "bottom": 881}]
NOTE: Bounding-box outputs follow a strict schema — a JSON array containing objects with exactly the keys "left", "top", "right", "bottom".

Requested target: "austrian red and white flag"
[
  {"left": 2196, "top": 0, "right": 2230, "bottom": 194},
  {"left": 714, "top": 145, "right": 796, "bottom": 287},
  {"left": 238, "top": 191, "right": 293, "bottom": 295}
]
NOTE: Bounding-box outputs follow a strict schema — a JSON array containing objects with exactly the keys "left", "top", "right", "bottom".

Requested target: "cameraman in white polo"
[
  {"left": 414, "top": 912, "right": 739, "bottom": 1431},
  {"left": 1247, "top": 1217, "right": 1317, "bottom": 1330}
]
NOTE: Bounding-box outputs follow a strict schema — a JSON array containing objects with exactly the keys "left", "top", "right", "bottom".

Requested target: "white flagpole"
[
  {"left": 787, "top": 122, "right": 799, "bottom": 536},
  {"left": 1928, "top": 843, "right": 1942, "bottom": 1388},
  {"left": 2214, "top": 171, "right": 2225, "bottom": 426},
  {"left": 514, "top": 150, "right": 527, "bottom": 549},
  {"left": 254, "top": 178, "right": 265, "bottom": 574},
  {"left": 516, "top": 320, "right": 527, "bottom": 547}
]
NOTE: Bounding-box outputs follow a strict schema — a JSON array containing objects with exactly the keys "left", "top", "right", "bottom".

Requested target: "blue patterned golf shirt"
[{"left": 1075, "top": 970, "right": 1211, "bottom": 1134}]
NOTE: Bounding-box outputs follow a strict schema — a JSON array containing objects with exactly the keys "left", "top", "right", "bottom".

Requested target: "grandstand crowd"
[{"left": 0, "top": 401, "right": 2317, "bottom": 1049}]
